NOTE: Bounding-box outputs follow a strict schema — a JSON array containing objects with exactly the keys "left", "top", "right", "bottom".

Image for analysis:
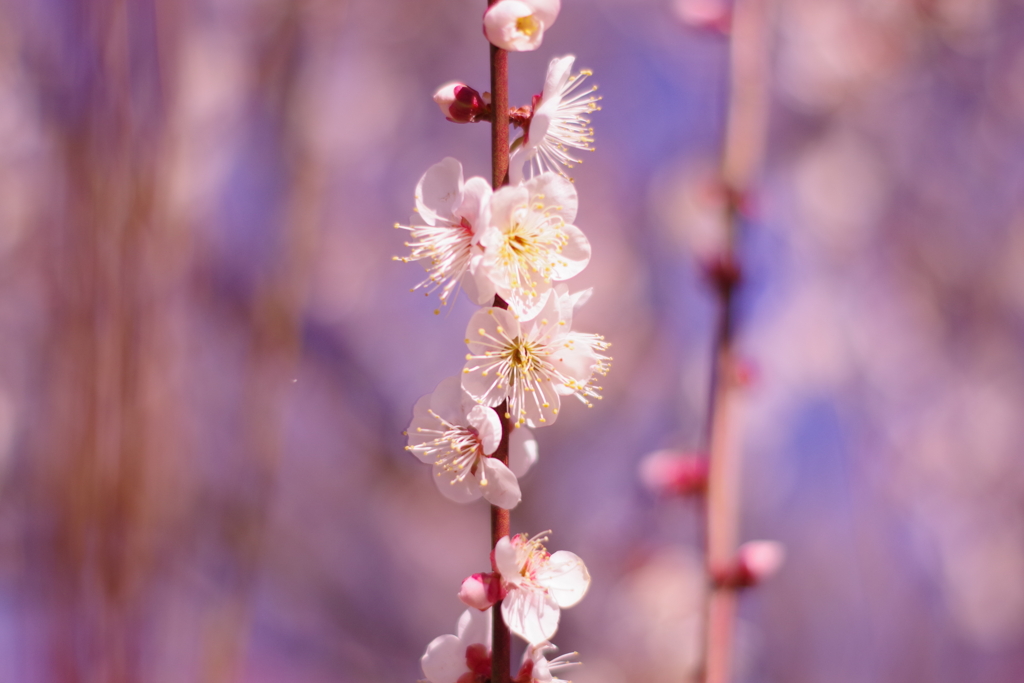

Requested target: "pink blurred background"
[{"left": 0, "top": 0, "right": 1022, "bottom": 681}]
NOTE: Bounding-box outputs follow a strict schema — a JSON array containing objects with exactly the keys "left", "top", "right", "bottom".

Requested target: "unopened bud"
[
  {"left": 459, "top": 571, "right": 506, "bottom": 611},
  {"left": 483, "top": 0, "right": 561, "bottom": 52},
  {"left": 640, "top": 450, "right": 708, "bottom": 497},
  {"left": 433, "top": 82, "right": 488, "bottom": 123},
  {"left": 674, "top": 0, "right": 732, "bottom": 34},
  {"left": 712, "top": 540, "right": 785, "bottom": 589}
]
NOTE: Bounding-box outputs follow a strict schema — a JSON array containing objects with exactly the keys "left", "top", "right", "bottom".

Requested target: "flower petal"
[
  {"left": 525, "top": 0, "right": 561, "bottom": 28},
  {"left": 493, "top": 535, "right": 521, "bottom": 582},
  {"left": 468, "top": 405, "right": 501, "bottom": 455},
  {"left": 421, "top": 634, "right": 468, "bottom": 683},
  {"left": 550, "top": 223, "right": 590, "bottom": 280},
  {"left": 541, "top": 54, "right": 574, "bottom": 101},
  {"left": 480, "top": 457, "right": 522, "bottom": 510},
  {"left": 521, "top": 375, "right": 562, "bottom": 428},
  {"left": 526, "top": 173, "right": 578, "bottom": 225},
  {"left": 509, "top": 427, "right": 538, "bottom": 477},
  {"left": 430, "top": 375, "right": 468, "bottom": 426},
  {"left": 416, "top": 157, "right": 464, "bottom": 225},
  {"left": 456, "top": 607, "right": 493, "bottom": 647},
  {"left": 433, "top": 463, "right": 484, "bottom": 504},
  {"left": 502, "top": 587, "right": 560, "bottom": 644},
  {"left": 536, "top": 550, "right": 590, "bottom": 608},
  {"left": 455, "top": 177, "right": 493, "bottom": 238}
]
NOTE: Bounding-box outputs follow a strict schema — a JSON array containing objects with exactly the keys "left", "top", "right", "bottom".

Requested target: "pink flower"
[
  {"left": 509, "top": 56, "right": 601, "bottom": 185},
  {"left": 712, "top": 540, "right": 786, "bottom": 588},
  {"left": 421, "top": 609, "right": 492, "bottom": 683},
  {"left": 407, "top": 376, "right": 537, "bottom": 510},
  {"left": 462, "top": 294, "right": 610, "bottom": 429},
  {"left": 476, "top": 172, "right": 590, "bottom": 320},
  {"left": 395, "top": 158, "right": 495, "bottom": 309},
  {"left": 493, "top": 532, "right": 590, "bottom": 644},
  {"left": 483, "top": 0, "right": 560, "bottom": 52}
]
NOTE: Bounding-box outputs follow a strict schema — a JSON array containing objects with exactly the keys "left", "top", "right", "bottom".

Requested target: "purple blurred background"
[{"left": 0, "top": 0, "right": 1022, "bottom": 681}]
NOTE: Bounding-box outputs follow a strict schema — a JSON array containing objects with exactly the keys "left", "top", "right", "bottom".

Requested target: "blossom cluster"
[{"left": 395, "top": 4, "right": 606, "bottom": 682}]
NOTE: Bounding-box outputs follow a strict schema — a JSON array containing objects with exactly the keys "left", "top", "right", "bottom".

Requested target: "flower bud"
[
  {"left": 640, "top": 450, "right": 708, "bottom": 497},
  {"left": 483, "top": 0, "right": 560, "bottom": 52},
  {"left": 712, "top": 540, "right": 785, "bottom": 589},
  {"left": 434, "top": 82, "right": 488, "bottom": 123},
  {"left": 459, "top": 571, "right": 507, "bottom": 611},
  {"left": 674, "top": 0, "right": 732, "bottom": 34}
]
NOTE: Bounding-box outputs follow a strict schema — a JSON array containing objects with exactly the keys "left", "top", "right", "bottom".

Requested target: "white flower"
[
  {"left": 421, "top": 609, "right": 492, "bottom": 683},
  {"left": 395, "top": 158, "right": 495, "bottom": 311},
  {"left": 407, "top": 376, "right": 538, "bottom": 510},
  {"left": 516, "top": 642, "right": 581, "bottom": 683},
  {"left": 494, "top": 532, "right": 590, "bottom": 644},
  {"left": 478, "top": 172, "right": 590, "bottom": 320},
  {"left": 483, "top": 0, "right": 560, "bottom": 52},
  {"left": 509, "top": 56, "right": 601, "bottom": 185},
  {"left": 462, "top": 293, "right": 610, "bottom": 428}
]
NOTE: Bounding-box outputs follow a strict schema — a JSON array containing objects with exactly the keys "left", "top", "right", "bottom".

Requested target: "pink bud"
[
  {"left": 738, "top": 540, "right": 785, "bottom": 583},
  {"left": 458, "top": 572, "right": 506, "bottom": 611},
  {"left": 433, "top": 82, "right": 488, "bottom": 123},
  {"left": 673, "top": 0, "right": 732, "bottom": 34},
  {"left": 640, "top": 450, "right": 708, "bottom": 497},
  {"left": 712, "top": 540, "right": 785, "bottom": 589}
]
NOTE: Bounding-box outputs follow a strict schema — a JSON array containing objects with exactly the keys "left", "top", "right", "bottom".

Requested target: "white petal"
[
  {"left": 541, "top": 54, "right": 574, "bottom": 100},
  {"left": 430, "top": 375, "right": 468, "bottom": 425},
  {"left": 526, "top": 173, "right": 577, "bottom": 225},
  {"left": 550, "top": 223, "right": 590, "bottom": 280},
  {"left": 456, "top": 177, "right": 493, "bottom": 237},
  {"left": 493, "top": 535, "right": 521, "bottom": 581},
  {"left": 536, "top": 550, "right": 590, "bottom": 608},
  {"left": 480, "top": 458, "right": 521, "bottom": 510},
  {"left": 468, "top": 404, "right": 501, "bottom": 455},
  {"left": 416, "top": 158, "right": 464, "bottom": 225},
  {"left": 463, "top": 256, "right": 497, "bottom": 305},
  {"left": 456, "top": 607, "right": 493, "bottom": 648},
  {"left": 526, "top": 0, "right": 561, "bottom": 29},
  {"left": 421, "top": 634, "right": 468, "bottom": 683},
  {"left": 488, "top": 185, "right": 531, "bottom": 240},
  {"left": 508, "top": 141, "right": 530, "bottom": 186},
  {"left": 433, "top": 463, "right": 484, "bottom": 504},
  {"left": 509, "top": 427, "right": 538, "bottom": 477},
  {"left": 548, "top": 343, "right": 597, "bottom": 388},
  {"left": 502, "top": 587, "right": 560, "bottom": 644}
]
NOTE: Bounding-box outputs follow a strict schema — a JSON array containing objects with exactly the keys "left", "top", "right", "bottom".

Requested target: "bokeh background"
[{"left": 0, "top": 0, "right": 1022, "bottom": 681}]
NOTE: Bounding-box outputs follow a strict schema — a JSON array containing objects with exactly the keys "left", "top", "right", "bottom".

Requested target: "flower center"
[
  {"left": 516, "top": 14, "right": 540, "bottom": 36},
  {"left": 409, "top": 411, "right": 485, "bottom": 482},
  {"left": 501, "top": 336, "right": 540, "bottom": 386},
  {"left": 497, "top": 206, "right": 569, "bottom": 300}
]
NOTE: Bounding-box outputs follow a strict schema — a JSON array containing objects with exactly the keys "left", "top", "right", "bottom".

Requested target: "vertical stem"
[
  {"left": 699, "top": 1, "right": 772, "bottom": 682},
  {"left": 487, "top": 3, "right": 512, "bottom": 681}
]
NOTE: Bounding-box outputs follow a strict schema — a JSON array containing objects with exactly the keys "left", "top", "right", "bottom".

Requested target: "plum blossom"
[
  {"left": 395, "top": 158, "right": 495, "bottom": 310},
  {"left": 421, "top": 609, "right": 492, "bottom": 683},
  {"left": 462, "top": 293, "right": 610, "bottom": 428},
  {"left": 494, "top": 531, "right": 590, "bottom": 644},
  {"left": 510, "top": 56, "right": 601, "bottom": 185},
  {"left": 483, "top": 0, "right": 560, "bottom": 52},
  {"left": 478, "top": 172, "right": 590, "bottom": 320},
  {"left": 407, "top": 376, "right": 538, "bottom": 510},
  {"left": 514, "top": 642, "right": 581, "bottom": 683}
]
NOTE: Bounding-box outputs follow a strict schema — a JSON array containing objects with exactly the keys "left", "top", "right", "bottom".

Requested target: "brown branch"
[
  {"left": 699, "top": 1, "right": 773, "bottom": 682},
  {"left": 487, "top": 2, "right": 512, "bottom": 680}
]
